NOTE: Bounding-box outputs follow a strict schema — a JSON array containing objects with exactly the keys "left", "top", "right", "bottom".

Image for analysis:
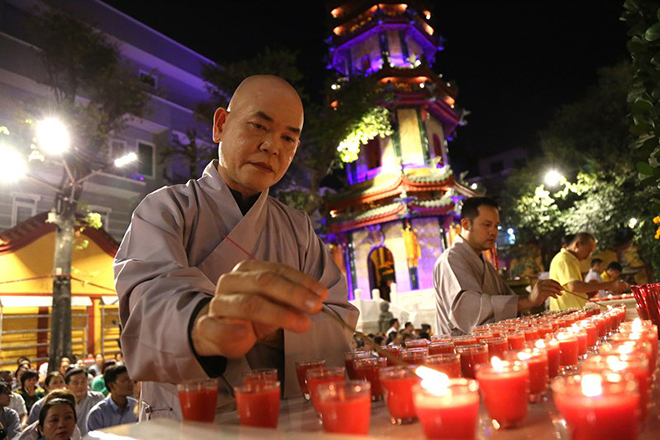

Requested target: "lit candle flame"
[
  {"left": 605, "top": 357, "right": 627, "bottom": 371},
  {"left": 581, "top": 374, "right": 603, "bottom": 397},
  {"left": 415, "top": 366, "right": 450, "bottom": 395},
  {"left": 517, "top": 351, "right": 532, "bottom": 361},
  {"left": 535, "top": 340, "right": 546, "bottom": 349},
  {"left": 491, "top": 356, "right": 505, "bottom": 372},
  {"left": 632, "top": 318, "right": 643, "bottom": 333},
  {"left": 617, "top": 343, "right": 635, "bottom": 356}
]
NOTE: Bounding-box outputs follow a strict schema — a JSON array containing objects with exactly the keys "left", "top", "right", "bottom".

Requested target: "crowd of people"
[{"left": 0, "top": 353, "right": 138, "bottom": 440}]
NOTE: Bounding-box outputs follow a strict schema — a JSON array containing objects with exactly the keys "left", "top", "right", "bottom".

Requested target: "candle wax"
[
  {"left": 178, "top": 388, "right": 217, "bottom": 423},
  {"left": 415, "top": 392, "right": 479, "bottom": 440},
  {"left": 318, "top": 393, "right": 371, "bottom": 435},
  {"left": 476, "top": 366, "right": 529, "bottom": 428},
  {"left": 235, "top": 386, "right": 280, "bottom": 428},
  {"left": 381, "top": 376, "right": 419, "bottom": 423}
]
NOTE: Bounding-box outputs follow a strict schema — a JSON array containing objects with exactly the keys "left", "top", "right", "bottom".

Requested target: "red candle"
[
  {"left": 316, "top": 381, "right": 371, "bottom": 435},
  {"left": 580, "top": 321, "right": 598, "bottom": 348},
  {"left": 344, "top": 351, "right": 371, "bottom": 380},
  {"left": 306, "top": 367, "right": 346, "bottom": 413},
  {"left": 571, "top": 326, "right": 588, "bottom": 357},
  {"left": 430, "top": 333, "right": 452, "bottom": 342},
  {"left": 593, "top": 316, "right": 607, "bottom": 338},
  {"left": 429, "top": 341, "right": 455, "bottom": 355},
  {"left": 524, "top": 327, "right": 540, "bottom": 342},
  {"left": 505, "top": 348, "right": 548, "bottom": 403},
  {"left": 556, "top": 332, "right": 579, "bottom": 368},
  {"left": 295, "top": 360, "right": 326, "bottom": 399},
  {"left": 379, "top": 366, "right": 420, "bottom": 424},
  {"left": 234, "top": 381, "right": 281, "bottom": 428},
  {"left": 602, "top": 339, "right": 654, "bottom": 377},
  {"left": 406, "top": 338, "right": 430, "bottom": 349},
  {"left": 413, "top": 379, "right": 480, "bottom": 440},
  {"left": 354, "top": 357, "right": 387, "bottom": 401},
  {"left": 537, "top": 323, "right": 553, "bottom": 338},
  {"left": 242, "top": 368, "right": 278, "bottom": 384},
  {"left": 507, "top": 331, "right": 526, "bottom": 350},
  {"left": 475, "top": 331, "right": 493, "bottom": 344},
  {"left": 455, "top": 343, "right": 489, "bottom": 379},
  {"left": 382, "top": 345, "right": 402, "bottom": 366},
  {"left": 552, "top": 373, "right": 640, "bottom": 440},
  {"left": 402, "top": 347, "right": 428, "bottom": 366},
  {"left": 476, "top": 359, "right": 529, "bottom": 428},
  {"left": 177, "top": 379, "right": 218, "bottom": 423},
  {"left": 452, "top": 335, "right": 478, "bottom": 346},
  {"left": 484, "top": 336, "right": 508, "bottom": 360},
  {"left": 581, "top": 354, "right": 651, "bottom": 421},
  {"left": 423, "top": 354, "right": 461, "bottom": 378}
]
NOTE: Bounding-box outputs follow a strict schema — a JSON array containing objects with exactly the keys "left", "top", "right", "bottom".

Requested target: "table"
[{"left": 84, "top": 385, "right": 660, "bottom": 439}]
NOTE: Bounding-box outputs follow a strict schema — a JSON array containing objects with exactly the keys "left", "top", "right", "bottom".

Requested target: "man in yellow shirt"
[{"left": 549, "top": 233, "right": 629, "bottom": 310}]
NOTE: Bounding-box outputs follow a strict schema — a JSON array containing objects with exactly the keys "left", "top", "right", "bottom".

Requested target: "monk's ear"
[
  {"left": 461, "top": 217, "right": 471, "bottom": 232},
  {"left": 212, "top": 108, "right": 228, "bottom": 143}
]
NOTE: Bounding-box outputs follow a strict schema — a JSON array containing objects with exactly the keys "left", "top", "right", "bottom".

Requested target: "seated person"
[
  {"left": 86, "top": 366, "right": 137, "bottom": 432},
  {"left": 28, "top": 372, "right": 66, "bottom": 425},
  {"left": 599, "top": 261, "right": 624, "bottom": 298},
  {"left": 64, "top": 369, "right": 103, "bottom": 437},
  {"left": 18, "top": 390, "right": 81, "bottom": 440},
  {"left": 0, "top": 382, "right": 20, "bottom": 440},
  {"left": 36, "top": 398, "right": 76, "bottom": 440}
]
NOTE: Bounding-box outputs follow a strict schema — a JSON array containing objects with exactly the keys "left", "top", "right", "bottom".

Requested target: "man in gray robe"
[
  {"left": 434, "top": 197, "right": 561, "bottom": 335},
  {"left": 114, "top": 75, "right": 358, "bottom": 420}
]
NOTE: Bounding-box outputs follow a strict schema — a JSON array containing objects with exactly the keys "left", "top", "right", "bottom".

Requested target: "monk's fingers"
[
  {"left": 216, "top": 270, "right": 324, "bottom": 314},
  {"left": 209, "top": 293, "right": 312, "bottom": 333},
  {"left": 192, "top": 316, "right": 256, "bottom": 358},
  {"left": 539, "top": 279, "right": 563, "bottom": 292},
  {"left": 233, "top": 260, "right": 328, "bottom": 299}
]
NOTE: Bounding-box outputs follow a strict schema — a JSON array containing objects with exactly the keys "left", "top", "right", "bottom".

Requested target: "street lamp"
[
  {"left": 36, "top": 118, "right": 70, "bottom": 155},
  {"left": 544, "top": 170, "right": 564, "bottom": 187}
]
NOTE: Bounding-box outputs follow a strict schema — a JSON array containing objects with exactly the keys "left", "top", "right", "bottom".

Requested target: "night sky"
[{"left": 103, "top": 1, "right": 629, "bottom": 175}]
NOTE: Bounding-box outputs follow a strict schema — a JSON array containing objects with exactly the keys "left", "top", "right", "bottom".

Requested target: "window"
[
  {"left": 12, "top": 195, "right": 38, "bottom": 226},
  {"left": 490, "top": 161, "right": 504, "bottom": 174},
  {"left": 137, "top": 142, "right": 155, "bottom": 177},
  {"left": 138, "top": 70, "right": 157, "bottom": 88},
  {"left": 364, "top": 137, "right": 381, "bottom": 169},
  {"left": 432, "top": 134, "right": 443, "bottom": 164}
]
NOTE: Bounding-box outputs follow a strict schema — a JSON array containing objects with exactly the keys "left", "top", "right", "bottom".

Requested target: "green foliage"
[
  {"left": 159, "top": 129, "right": 215, "bottom": 184},
  {"left": 337, "top": 106, "right": 394, "bottom": 163},
  {"left": 502, "top": 62, "right": 654, "bottom": 269}
]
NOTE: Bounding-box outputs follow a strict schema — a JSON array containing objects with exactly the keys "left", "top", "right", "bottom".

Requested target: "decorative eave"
[
  {"left": 327, "top": 167, "right": 455, "bottom": 210},
  {"left": 0, "top": 212, "right": 120, "bottom": 257},
  {"left": 328, "top": 202, "right": 406, "bottom": 233},
  {"left": 376, "top": 63, "right": 456, "bottom": 98}
]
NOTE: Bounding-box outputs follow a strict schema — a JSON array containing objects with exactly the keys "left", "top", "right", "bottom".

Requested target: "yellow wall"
[
  {"left": 397, "top": 108, "right": 424, "bottom": 165},
  {"left": 0, "top": 231, "right": 116, "bottom": 295}
]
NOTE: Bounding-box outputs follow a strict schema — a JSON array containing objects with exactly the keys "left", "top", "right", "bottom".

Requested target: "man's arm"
[{"left": 564, "top": 279, "right": 629, "bottom": 296}]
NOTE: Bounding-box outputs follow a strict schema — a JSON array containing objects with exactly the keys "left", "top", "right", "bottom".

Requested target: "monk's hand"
[
  {"left": 527, "top": 279, "right": 563, "bottom": 307},
  {"left": 611, "top": 280, "right": 630, "bottom": 294},
  {"left": 191, "top": 260, "right": 328, "bottom": 358}
]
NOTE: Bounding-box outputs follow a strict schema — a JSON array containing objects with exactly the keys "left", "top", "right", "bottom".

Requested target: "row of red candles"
[{"left": 179, "top": 305, "right": 658, "bottom": 439}]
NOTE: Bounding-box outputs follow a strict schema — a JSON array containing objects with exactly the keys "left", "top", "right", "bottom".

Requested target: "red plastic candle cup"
[
  {"left": 602, "top": 339, "right": 654, "bottom": 377},
  {"left": 524, "top": 327, "right": 540, "bottom": 342},
  {"left": 406, "top": 338, "right": 430, "bottom": 349},
  {"left": 580, "top": 321, "right": 598, "bottom": 349},
  {"left": 453, "top": 335, "right": 477, "bottom": 347},
  {"left": 413, "top": 379, "right": 480, "bottom": 440},
  {"left": 295, "top": 360, "right": 326, "bottom": 399},
  {"left": 505, "top": 348, "right": 548, "bottom": 403},
  {"left": 234, "top": 381, "right": 281, "bottom": 428},
  {"left": 475, "top": 331, "right": 494, "bottom": 344},
  {"left": 379, "top": 366, "right": 420, "bottom": 424},
  {"left": 354, "top": 356, "right": 387, "bottom": 401},
  {"left": 571, "top": 326, "right": 588, "bottom": 357},
  {"left": 556, "top": 331, "right": 579, "bottom": 369},
  {"left": 456, "top": 343, "right": 489, "bottom": 379},
  {"left": 538, "top": 323, "right": 554, "bottom": 338},
  {"left": 593, "top": 316, "right": 607, "bottom": 338},
  {"left": 475, "top": 359, "right": 530, "bottom": 429},
  {"left": 242, "top": 368, "right": 278, "bottom": 384},
  {"left": 431, "top": 333, "right": 453, "bottom": 342},
  {"left": 474, "top": 324, "right": 492, "bottom": 333},
  {"left": 552, "top": 373, "right": 640, "bottom": 440},
  {"left": 507, "top": 331, "right": 526, "bottom": 350},
  {"left": 345, "top": 351, "right": 372, "bottom": 380},
  {"left": 424, "top": 353, "right": 461, "bottom": 378},
  {"left": 581, "top": 354, "right": 650, "bottom": 421},
  {"left": 537, "top": 338, "right": 561, "bottom": 379},
  {"left": 316, "top": 381, "right": 371, "bottom": 435},
  {"left": 382, "top": 345, "right": 402, "bottom": 366},
  {"left": 177, "top": 379, "right": 218, "bottom": 423},
  {"left": 484, "top": 336, "right": 508, "bottom": 360},
  {"left": 402, "top": 347, "right": 428, "bottom": 366},
  {"left": 306, "top": 367, "right": 346, "bottom": 413},
  {"left": 429, "top": 341, "right": 455, "bottom": 355}
]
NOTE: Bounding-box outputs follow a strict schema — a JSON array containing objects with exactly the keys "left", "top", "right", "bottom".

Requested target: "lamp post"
[{"left": 3, "top": 118, "right": 137, "bottom": 371}]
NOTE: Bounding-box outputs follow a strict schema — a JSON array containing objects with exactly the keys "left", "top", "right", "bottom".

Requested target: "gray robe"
[
  {"left": 113, "top": 161, "right": 358, "bottom": 420},
  {"left": 433, "top": 236, "right": 518, "bottom": 335}
]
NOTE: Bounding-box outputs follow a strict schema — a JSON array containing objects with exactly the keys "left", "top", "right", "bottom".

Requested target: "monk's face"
[
  {"left": 462, "top": 205, "right": 499, "bottom": 252},
  {"left": 213, "top": 77, "right": 303, "bottom": 197}
]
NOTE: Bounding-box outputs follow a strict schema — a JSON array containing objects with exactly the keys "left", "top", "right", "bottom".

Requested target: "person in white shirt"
[
  {"left": 0, "top": 371, "right": 26, "bottom": 429},
  {"left": 584, "top": 258, "right": 604, "bottom": 283},
  {"left": 385, "top": 318, "right": 400, "bottom": 339}
]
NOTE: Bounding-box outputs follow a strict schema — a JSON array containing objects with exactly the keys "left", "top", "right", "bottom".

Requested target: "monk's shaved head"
[{"left": 228, "top": 75, "right": 304, "bottom": 127}]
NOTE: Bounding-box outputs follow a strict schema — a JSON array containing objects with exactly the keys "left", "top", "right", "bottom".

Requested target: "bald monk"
[{"left": 114, "top": 75, "right": 359, "bottom": 419}]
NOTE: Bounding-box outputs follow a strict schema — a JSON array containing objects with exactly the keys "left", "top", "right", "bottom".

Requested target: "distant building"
[
  {"left": 0, "top": 0, "right": 212, "bottom": 242},
  {"left": 469, "top": 147, "right": 528, "bottom": 200}
]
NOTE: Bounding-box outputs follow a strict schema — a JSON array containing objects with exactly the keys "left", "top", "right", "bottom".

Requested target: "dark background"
[{"left": 103, "top": 1, "right": 630, "bottom": 175}]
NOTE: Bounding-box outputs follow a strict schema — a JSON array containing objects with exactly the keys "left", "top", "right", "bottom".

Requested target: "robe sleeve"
[
  {"left": 114, "top": 190, "right": 219, "bottom": 383},
  {"left": 436, "top": 251, "right": 518, "bottom": 334}
]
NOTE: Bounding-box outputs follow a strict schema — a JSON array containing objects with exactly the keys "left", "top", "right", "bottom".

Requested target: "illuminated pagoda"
[{"left": 324, "top": 1, "right": 476, "bottom": 301}]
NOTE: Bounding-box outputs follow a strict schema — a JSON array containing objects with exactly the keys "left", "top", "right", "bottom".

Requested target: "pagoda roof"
[
  {"left": 327, "top": 166, "right": 455, "bottom": 210},
  {"left": 327, "top": 193, "right": 456, "bottom": 233},
  {"left": 0, "top": 212, "right": 119, "bottom": 257}
]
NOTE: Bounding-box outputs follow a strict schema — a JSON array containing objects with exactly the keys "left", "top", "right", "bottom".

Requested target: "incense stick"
[{"left": 561, "top": 285, "right": 608, "bottom": 309}]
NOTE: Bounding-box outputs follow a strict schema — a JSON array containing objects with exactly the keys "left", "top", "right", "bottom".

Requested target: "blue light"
[{"left": 507, "top": 228, "right": 514, "bottom": 235}]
